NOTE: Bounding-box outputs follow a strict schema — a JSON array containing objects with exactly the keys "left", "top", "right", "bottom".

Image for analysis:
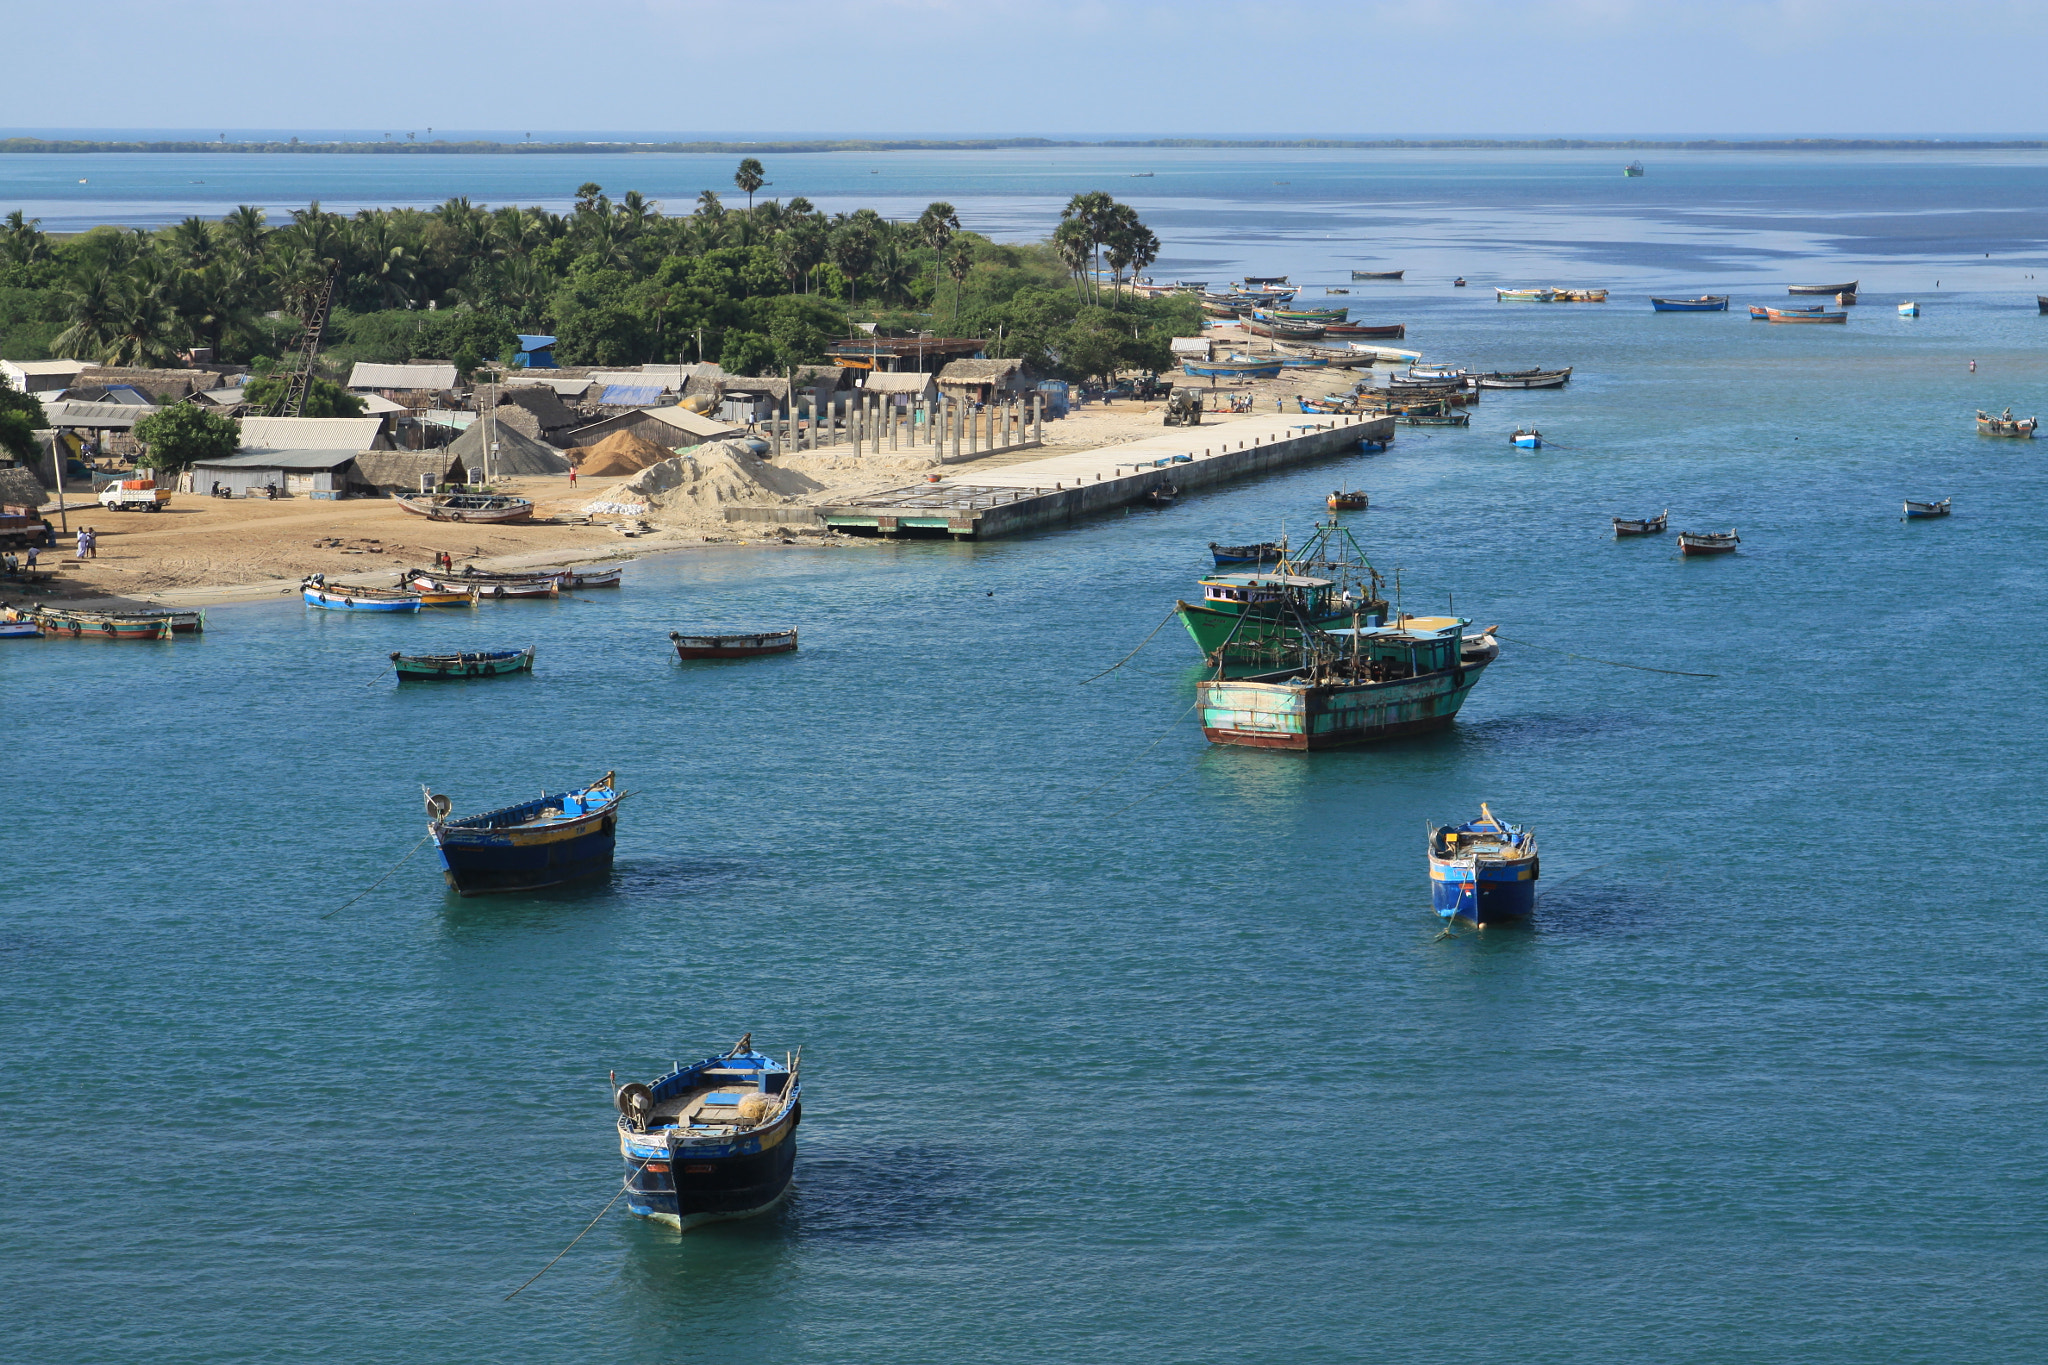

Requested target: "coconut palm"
[
  {"left": 163, "top": 216, "right": 220, "bottom": 271},
  {"left": 1060, "top": 191, "right": 1115, "bottom": 301},
  {"left": 916, "top": 201, "right": 960, "bottom": 312},
  {"left": 52, "top": 269, "right": 119, "bottom": 358},
  {"left": 100, "top": 261, "right": 185, "bottom": 366},
  {"left": 221, "top": 205, "right": 269, "bottom": 262},
  {"left": 946, "top": 248, "right": 973, "bottom": 325},
  {"left": 350, "top": 216, "right": 418, "bottom": 309},
  {"left": 695, "top": 189, "right": 725, "bottom": 220},
  {"left": 733, "top": 158, "right": 766, "bottom": 212},
  {"left": 1051, "top": 219, "right": 1093, "bottom": 303},
  {"left": 2, "top": 209, "right": 48, "bottom": 265}
]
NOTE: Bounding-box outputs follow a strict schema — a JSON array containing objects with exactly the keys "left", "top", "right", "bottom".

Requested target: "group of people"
[
  {"left": 75, "top": 527, "right": 99, "bottom": 560},
  {"left": 1, "top": 545, "right": 40, "bottom": 574}
]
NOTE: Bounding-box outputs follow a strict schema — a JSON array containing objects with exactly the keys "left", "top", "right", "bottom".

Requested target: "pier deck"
[{"left": 816, "top": 412, "right": 1394, "bottom": 539}]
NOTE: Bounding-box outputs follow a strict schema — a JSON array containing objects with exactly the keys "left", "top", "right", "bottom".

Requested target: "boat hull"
[
  {"left": 391, "top": 492, "right": 535, "bottom": 524},
  {"left": 1650, "top": 296, "right": 1729, "bottom": 311},
  {"left": 1323, "top": 323, "right": 1406, "bottom": 338},
  {"left": 433, "top": 806, "right": 616, "bottom": 895},
  {"left": 303, "top": 587, "right": 421, "bottom": 611},
  {"left": 1430, "top": 863, "right": 1537, "bottom": 924},
  {"left": 1789, "top": 281, "right": 1858, "bottom": 295},
  {"left": 621, "top": 1108, "right": 801, "bottom": 1230},
  {"left": 1183, "top": 362, "right": 1284, "bottom": 380},
  {"left": 393, "top": 648, "right": 535, "bottom": 680},
  {"left": 1196, "top": 663, "right": 1488, "bottom": 750},
  {"left": 670, "top": 630, "right": 798, "bottom": 659},
  {"left": 1176, "top": 600, "right": 1356, "bottom": 660}
]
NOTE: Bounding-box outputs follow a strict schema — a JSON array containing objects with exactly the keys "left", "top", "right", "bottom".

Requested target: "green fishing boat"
[
  {"left": 390, "top": 646, "right": 536, "bottom": 681},
  {"left": 1175, "top": 521, "right": 1390, "bottom": 670}
]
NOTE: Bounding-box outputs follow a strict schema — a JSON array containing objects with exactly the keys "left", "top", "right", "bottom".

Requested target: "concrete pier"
[{"left": 817, "top": 411, "right": 1395, "bottom": 540}]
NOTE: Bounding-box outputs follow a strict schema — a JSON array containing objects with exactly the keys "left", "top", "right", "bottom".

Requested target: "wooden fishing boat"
[
  {"left": 1397, "top": 412, "right": 1471, "bottom": 427},
  {"left": 1612, "top": 509, "right": 1668, "bottom": 536},
  {"left": 1452, "top": 277, "right": 1467, "bottom": 287},
  {"left": 1245, "top": 317, "right": 1326, "bottom": 340},
  {"left": 556, "top": 564, "right": 625, "bottom": 589},
  {"left": 426, "top": 771, "right": 620, "bottom": 895},
  {"left": 0, "top": 619, "right": 38, "bottom": 638},
  {"left": 402, "top": 568, "right": 559, "bottom": 599},
  {"left": 669, "top": 629, "right": 798, "bottom": 659},
  {"left": 1145, "top": 484, "right": 1180, "bottom": 506},
  {"left": 1323, "top": 322, "right": 1406, "bottom": 338},
  {"left": 1898, "top": 301, "right": 1919, "bottom": 316},
  {"left": 1976, "top": 408, "right": 2037, "bottom": 437},
  {"left": 1623, "top": 161, "right": 1645, "bottom": 177},
  {"left": 1552, "top": 288, "right": 1609, "bottom": 303},
  {"left": 1351, "top": 270, "right": 1405, "bottom": 279},
  {"left": 1651, "top": 295, "right": 1729, "bottom": 311},
  {"left": 1477, "top": 368, "right": 1572, "bottom": 389},
  {"left": 1495, "top": 287, "right": 1556, "bottom": 302},
  {"left": 1677, "top": 529, "right": 1740, "bottom": 555},
  {"left": 7, "top": 604, "right": 203, "bottom": 638},
  {"left": 1765, "top": 308, "right": 1847, "bottom": 324},
  {"left": 1281, "top": 355, "right": 1330, "bottom": 369},
  {"left": 1788, "top": 280, "right": 1858, "bottom": 295},
  {"left": 615, "top": 1034, "right": 801, "bottom": 1232},
  {"left": 1242, "top": 275, "right": 1289, "bottom": 286},
  {"left": 391, "top": 646, "right": 536, "bottom": 680},
  {"left": 1510, "top": 428, "right": 1543, "bottom": 449},
  {"left": 390, "top": 490, "right": 535, "bottom": 524},
  {"left": 1902, "top": 498, "right": 1951, "bottom": 519},
  {"left": 1209, "top": 541, "right": 1283, "bottom": 566},
  {"left": 1836, "top": 292, "right": 1857, "bottom": 306},
  {"left": 1196, "top": 617, "right": 1498, "bottom": 749},
  {"left": 1429, "top": 803, "right": 1538, "bottom": 925},
  {"left": 1751, "top": 303, "right": 1821, "bottom": 319},
  {"left": 1325, "top": 288, "right": 1349, "bottom": 294},
  {"left": 1267, "top": 307, "right": 1347, "bottom": 322},
  {"left": 301, "top": 574, "right": 424, "bottom": 611},
  {"left": 1328, "top": 491, "right": 1368, "bottom": 511},
  {"left": 1183, "top": 360, "right": 1284, "bottom": 380},
  {"left": 2037, "top": 295, "right": 2048, "bottom": 314}
]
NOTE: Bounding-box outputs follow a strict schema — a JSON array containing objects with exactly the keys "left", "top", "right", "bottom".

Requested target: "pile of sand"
[
  {"left": 577, "top": 430, "right": 674, "bottom": 477},
  {"left": 778, "top": 450, "right": 942, "bottom": 476},
  {"left": 585, "top": 440, "right": 823, "bottom": 521}
]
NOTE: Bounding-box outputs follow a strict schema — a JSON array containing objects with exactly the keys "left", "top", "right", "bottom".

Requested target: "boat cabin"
[
  {"left": 1320, "top": 616, "right": 1467, "bottom": 680},
  {"left": 1199, "top": 572, "right": 1334, "bottom": 614}
]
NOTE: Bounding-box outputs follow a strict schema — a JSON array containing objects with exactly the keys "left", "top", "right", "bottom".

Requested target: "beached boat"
[
  {"left": 301, "top": 575, "right": 424, "bottom": 611},
  {"left": 1477, "top": 368, "right": 1572, "bottom": 389},
  {"left": 1612, "top": 509, "right": 1668, "bottom": 536},
  {"left": 1351, "top": 270, "right": 1405, "bottom": 279},
  {"left": 1789, "top": 280, "right": 1858, "bottom": 295},
  {"left": 1976, "top": 408, "right": 2037, "bottom": 437},
  {"left": 6, "top": 604, "right": 203, "bottom": 638},
  {"left": 1510, "top": 428, "right": 1543, "bottom": 449},
  {"left": 669, "top": 629, "right": 798, "bottom": 659},
  {"left": 1765, "top": 308, "right": 1847, "bottom": 324},
  {"left": 1623, "top": 161, "right": 1645, "bottom": 177},
  {"left": 1327, "top": 491, "right": 1368, "bottom": 511},
  {"left": 1323, "top": 322, "right": 1406, "bottom": 338},
  {"left": 1651, "top": 295, "right": 1730, "bottom": 311},
  {"left": 391, "top": 646, "right": 536, "bottom": 681},
  {"left": 1195, "top": 616, "right": 1498, "bottom": 750},
  {"left": 1429, "top": 804, "right": 1539, "bottom": 925},
  {"left": 1898, "top": 301, "right": 1920, "bottom": 316},
  {"left": 1677, "top": 529, "right": 1740, "bottom": 556},
  {"left": 1184, "top": 360, "right": 1284, "bottom": 380},
  {"left": 1209, "top": 541, "right": 1283, "bottom": 566},
  {"left": 1495, "top": 287, "right": 1556, "bottom": 302},
  {"left": 425, "top": 771, "right": 620, "bottom": 895},
  {"left": 402, "top": 568, "right": 559, "bottom": 599},
  {"left": 390, "top": 490, "right": 535, "bottom": 524},
  {"left": 614, "top": 1034, "right": 801, "bottom": 1231},
  {"left": 1902, "top": 498, "right": 1951, "bottom": 519},
  {"left": 1242, "top": 276, "right": 1289, "bottom": 286},
  {"left": 1281, "top": 356, "right": 1330, "bottom": 370},
  {"left": 1245, "top": 317, "right": 1326, "bottom": 340}
]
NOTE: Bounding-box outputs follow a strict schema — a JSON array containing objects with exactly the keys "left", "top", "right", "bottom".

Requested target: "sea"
[{"left": 5, "top": 149, "right": 2048, "bottom": 1364}]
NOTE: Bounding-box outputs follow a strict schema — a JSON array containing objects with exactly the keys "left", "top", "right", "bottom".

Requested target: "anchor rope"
[
  {"left": 319, "top": 834, "right": 432, "bottom": 920},
  {"left": 504, "top": 1178, "right": 632, "bottom": 1302},
  {"left": 1493, "top": 633, "right": 1717, "bottom": 678},
  {"left": 1079, "top": 606, "right": 1180, "bottom": 684}
]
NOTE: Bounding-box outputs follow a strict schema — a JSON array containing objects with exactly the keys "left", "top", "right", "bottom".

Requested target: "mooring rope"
[
  {"left": 319, "top": 834, "right": 432, "bottom": 920},
  {"left": 1079, "top": 607, "right": 1179, "bottom": 684},
  {"left": 504, "top": 1179, "right": 632, "bottom": 1302},
  {"left": 1493, "top": 633, "right": 1717, "bottom": 678},
  {"left": 1076, "top": 695, "right": 1204, "bottom": 803}
]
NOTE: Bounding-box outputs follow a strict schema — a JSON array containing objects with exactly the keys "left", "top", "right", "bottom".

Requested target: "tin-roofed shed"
[{"left": 187, "top": 448, "right": 362, "bottom": 499}]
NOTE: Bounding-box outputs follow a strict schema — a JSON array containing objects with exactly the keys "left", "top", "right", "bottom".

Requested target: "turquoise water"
[{"left": 8, "top": 159, "right": 2048, "bottom": 1362}]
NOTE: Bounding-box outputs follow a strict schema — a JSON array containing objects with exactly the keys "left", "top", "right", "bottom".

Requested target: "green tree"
[
  {"left": 132, "top": 404, "right": 239, "bottom": 473},
  {"left": 241, "top": 372, "right": 366, "bottom": 418},
  {"left": 733, "top": 158, "right": 766, "bottom": 212},
  {"left": 0, "top": 386, "right": 47, "bottom": 465},
  {"left": 717, "top": 329, "right": 775, "bottom": 376}
]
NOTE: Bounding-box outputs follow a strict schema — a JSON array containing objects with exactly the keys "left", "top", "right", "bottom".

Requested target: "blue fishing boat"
[
  {"left": 1510, "top": 428, "right": 1543, "bottom": 449},
  {"left": 1428, "top": 804, "right": 1539, "bottom": 925},
  {"left": 1650, "top": 295, "right": 1729, "bottom": 311},
  {"left": 1209, "top": 541, "right": 1283, "bottom": 566},
  {"left": 1183, "top": 359, "right": 1284, "bottom": 380},
  {"left": 1902, "top": 498, "right": 1951, "bottom": 518},
  {"left": 424, "top": 771, "right": 621, "bottom": 895},
  {"left": 301, "top": 575, "right": 422, "bottom": 612},
  {"left": 613, "top": 1034, "right": 801, "bottom": 1231}
]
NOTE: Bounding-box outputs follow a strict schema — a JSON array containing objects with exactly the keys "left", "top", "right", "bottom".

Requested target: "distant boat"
[
  {"left": 391, "top": 646, "right": 536, "bottom": 681},
  {"left": 1452, "top": 277, "right": 1467, "bottom": 286},
  {"left": 1129, "top": 172, "right": 1155, "bottom": 177},
  {"left": 1326, "top": 287, "right": 1349, "bottom": 294},
  {"left": 1327, "top": 491, "right": 1368, "bottom": 511},
  {"left": 1242, "top": 275, "right": 1289, "bottom": 286},
  {"left": 1677, "top": 529, "right": 1741, "bottom": 556},
  {"left": 1397, "top": 412, "right": 1471, "bottom": 427},
  {"left": 1184, "top": 359, "right": 1284, "bottom": 380},
  {"left": 1612, "top": 509, "right": 1668, "bottom": 536},
  {"left": 1323, "top": 322, "right": 1406, "bottom": 338},
  {"left": 1510, "top": 428, "right": 1543, "bottom": 449},
  {"left": 1477, "top": 367, "right": 1572, "bottom": 389},
  {"left": 1836, "top": 292, "right": 1858, "bottom": 306},
  {"left": 1267, "top": 306, "right": 1347, "bottom": 322},
  {"left": 614, "top": 1034, "right": 800, "bottom": 1231},
  {"left": 1495, "top": 287, "right": 1556, "bottom": 302},
  {"left": 1430, "top": 804, "right": 1539, "bottom": 924},
  {"left": 1209, "top": 541, "right": 1283, "bottom": 566},
  {"left": 1765, "top": 308, "right": 1847, "bottom": 324},
  {"left": 1145, "top": 484, "right": 1180, "bottom": 506},
  {"left": 402, "top": 568, "right": 558, "bottom": 599},
  {"left": 426, "top": 771, "right": 621, "bottom": 895},
  {"left": 1623, "top": 161, "right": 1645, "bottom": 177},
  {"left": 1788, "top": 280, "right": 1858, "bottom": 295},
  {"left": 2037, "top": 295, "right": 2048, "bottom": 314},
  {"left": 1902, "top": 498, "right": 1951, "bottom": 519},
  {"left": 669, "top": 629, "right": 798, "bottom": 659},
  {"left": 1976, "top": 408, "right": 2037, "bottom": 437},
  {"left": 1651, "top": 295, "right": 1729, "bottom": 311},
  {"left": 1898, "top": 301, "right": 1920, "bottom": 316},
  {"left": 1752, "top": 303, "right": 1820, "bottom": 319},
  {"left": 1551, "top": 288, "right": 1609, "bottom": 302},
  {"left": 1352, "top": 269, "right": 1405, "bottom": 280},
  {"left": 1245, "top": 317, "right": 1326, "bottom": 340}
]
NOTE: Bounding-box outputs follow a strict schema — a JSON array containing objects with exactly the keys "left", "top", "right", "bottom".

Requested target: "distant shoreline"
[{"left": 6, "top": 136, "right": 2048, "bottom": 156}]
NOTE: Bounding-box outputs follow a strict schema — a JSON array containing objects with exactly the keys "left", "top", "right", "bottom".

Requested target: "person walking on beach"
[
  {"left": 75, "top": 528, "right": 89, "bottom": 560},
  {"left": 87, "top": 527, "right": 98, "bottom": 559},
  {"left": 26, "top": 544, "right": 39, "bottom": 572}
]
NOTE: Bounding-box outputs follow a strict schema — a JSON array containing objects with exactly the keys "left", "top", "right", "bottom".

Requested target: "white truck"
[{"left": 99, "top": 479, "right": 173, "bottom": 512}]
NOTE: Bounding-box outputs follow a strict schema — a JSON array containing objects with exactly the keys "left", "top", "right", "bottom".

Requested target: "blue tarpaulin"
[
  {"left": 600, "top": 384, "right": 666, "bottom": 407},
  {"left": 514, "top": 334, "right": 558, "bottom": 369}
]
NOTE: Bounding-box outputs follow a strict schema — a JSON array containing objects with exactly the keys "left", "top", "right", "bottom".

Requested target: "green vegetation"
[
  {"left": 131, "top": 405, "right": 239, "bottom": 472},
  {"left": 0, "top": 384, "right": 46, "bottom": 464},
  {"left": 241, "top": 371, "right": 366, "bottom": 418},
  {"left": 0, "top": 170, "right": 1197, "bottom": 388}
]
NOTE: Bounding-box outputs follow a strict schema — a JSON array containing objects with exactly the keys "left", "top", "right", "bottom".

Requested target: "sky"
[{"left": 6, "top": 0, "right": 2048, "bottom": 139}]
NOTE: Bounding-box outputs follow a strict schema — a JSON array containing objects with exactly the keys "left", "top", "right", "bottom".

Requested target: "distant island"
[{"left": 5, "top": 136, "right": 2048, "bottom": 156}]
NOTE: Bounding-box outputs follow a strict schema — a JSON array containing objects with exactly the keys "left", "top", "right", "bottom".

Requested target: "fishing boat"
[
  {"left": 1266, "top": 307, "right": 1347, "bottom": 323},
  {"left": 1281, "top": 355, "right": 1330, "bottom": 369},
  {"left": 1552, "top": 288, "right": 1609, "bottom": 303},
  {"left": 1326, "top": 288, "right": 1349, "bottom": 294},
  {"left": 1242, "top": 276, "right": 1289, "bottom": 286},
  {"left": 1976, "top": 408, "right": 2037, "bottom": 437},
  {"left": 402, "top": 568, "right": 558, "bottom": 599},
  {"left": 1404, "top": 364, "right": 1469, "bottom": 382},
  {"left": 669, "top": 629, "right": 798, "bottom": 659},
  {"left": 1145, "top": 484, "right": 1180, "bottom": 506},
  {"left": 1429, "top": 804, "right": 1539, "bottom": 925},
  {"left": 390, "top": 490, "right": 535, "bottom": 524},
  {"left": 1751, "top": 303, "right": 1822, "bottom": 319},
  {"left": 2037, "top": 295, "right": 2048, "bottom": 314},
  {"left": 614, "top": 1034, "right": 801, "bottom": 1231},
  {"left": 391, "top": 646, "right": 535, "bottom": 681},
  {"left": 1902, "top": 498, "right": 1951, "bottom": 519},
  {"left": 6, "top": 604, "right": 204, "bottom": 638},
  {"left": 1677, "top": 529, "right": 1740, "bottom": 556},
  {"left": 1623, "top": 161, "right": 1645, "bottom": 177},
  {"left": 1183, "top": 359, "right": 1284, "bottom": 380},
  {"left": 1209, "top": 541, "right": 1283, "bottom": 566},
  {"left": 1788, "top": 280, "right": 1858, "bottom": 295},
  {"left": 1328, "top": 491, "right": 1368, "bottom": 511},
  {"left": 1351, "top": 270, "right": 1405, "bottom": 280},
  {"left": 0, "top": 619, "right": 38, "bottom": 638},
  {"left": 1765, "top": 308, "right": 1847, "bottom": 324},
  {"left": 1476, "top": 368, "right": 1572, "bottom": 389},
  {"left": 1495, "top": 287, "right": 1556, "bottom": 302},
  {"left": 1323, "top": 322, "right": 1407, "bottom": 338},
  {"left": 1195, "top": 616, "right": 1498, "bottom": 750},
  {"left": 425, "top": 771, "right": 621, "bottom": 895},
  {"left": 1836, "top": 292, "right": 1858, "bottom": 306},
  {"left": 1452, "top": 277, "right": 1467, "bottom": 287},
  {"left": 1612, "top": 509, "right": 1668, "bottom": 536},
  {"left": 1898, "top": 301, "right": 1920, "bottom": 316},
  {"left": 1397, "top": 411, "right": 1471, "bottom": 427},
  {"left": 1245, "top": 317, "right": 1326, "bottom": 341},
  {"left": 1510, "top": 428, "right": 1543, "bottom": 449},
  {"left": 1651, "top": 295, "right": 1730, "bottom": 311},
  {"left": 301, "top": 575, "right": 424, "bottom": 611},
  {"left": 557, "top": 564, "right": 625, "bottom": 589}
]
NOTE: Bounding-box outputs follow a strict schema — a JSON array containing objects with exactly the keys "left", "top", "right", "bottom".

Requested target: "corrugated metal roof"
[
  {"left": 190, "top": 448, "right": 361, "bottom": 471},
  {"left": 37, "top": 399, "right": 157, "bottom": 427},
  {"left": 589, "top": 370, "right": 681, "bottom": 392},
  {"left": 237, "top": 416, "right": 386, "bottom": 450},
  {"left": 348, "top": 362, "right": 458, "bottom": 391},
  {"left": 600, "top": 384, "right": 667, "bottom": 406},
  {"left": 861, "top": 372, "right": 938, "bottom": 393},
  {"left": 1169, "top": 337, "right": 1210, "bottom": 354},
  {"left": 357, "top": 393, "right": 408, "bottom": 414}
]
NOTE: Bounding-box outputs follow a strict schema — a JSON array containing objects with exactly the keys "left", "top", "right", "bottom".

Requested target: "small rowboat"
[
  {"left": 403, "top": 568, "right": 559, "bottom": 599},
  {"left": 1397, "top": 412, "right": 1471, "bottom": 427},
  {"left": 1752, "top": 304, "right": 1822, "bottom": 319},
  {"left": 1898, "top": 301, "right": 1919, "bottom": 316},
  {"left": 428, "top": 772, "right": 620, "bottom": 895},
  {"left": 1613, "top": 510, "right": 1668, "bottom": 536},
  {"left": 557, "top": 564, "right": 625, "bottom": 589},
  {"left": 1495, "top": 287, "right": 1556, "bottom": 302},
  {"left": 1242, "top": 275, "right": 1289, "bottom": 286},
  {"left": 5, "top": 604, "right": 203, "bottom": 638},
  {"left": 1509, "top": 428, "right": 1543, "bottom": 450},
  {"left": 1267, "top": 307, "right": 1347, "bottom": 322},
  {"left": 1281, "top": 355, "right": 1330, "bottom": 369},
  {"left": 302, "top": 575, "right": 424, "bottom": 611},
  {"left": 1789, "top": 280, "right": 1857, "bottom": 295},
  {"left": 1903, "top": 498, "right": 1951, "bottom": 519},
  {"left": 391, "top": 646, "right": 536, "bottom": 680},
  {"left": 1245, "top": 317, "right": 1326, "bottom": 340},
  {"left": 1551, "top": 288, "right": 1608, "bottom": 303},
  {"left": 1977, "top": 409, "right": 2037, "bottom": 437},
  {"left": 1323, "top": 322, "right": 1406, "bottom": 338},
  {"left": 2037, "top": 295, "right": 2048, "bottom": 315},
  {"left": 1145, "top": 484, "right": 1180, "bottom": 506},
  {"left": 1477, "top": 368, "right": 1572, "bottom": 389},
  {"left": 391, "top": 491, "right": 535, "bottom": 524},
  {"left": 1184, "top": 360, "right": 1284, "bottom": 380},
  {"left": 1651, "top": 296, "right": 1729, "bottom": 311},
  {"left": 1452, "top": 277, "right": 1467, "bottom": 286},
  {"left": 1677, "top": 530, "right": 1740, "bottom": 556},
  {"left": 1210, "top": 541, "right": 1282, "bottom": 566},
  {"left": 1327, "top": 491, "right": 1368, "bottom": 511},
  {"left": 1765, "top": 308, "right": 1847, "bottom": 324},
  {"left": 670, "top": 629, "right": 798, "bottom": 660},
  {"left": 1351, "top": 270, "right": 1405, "bottom": 279}
]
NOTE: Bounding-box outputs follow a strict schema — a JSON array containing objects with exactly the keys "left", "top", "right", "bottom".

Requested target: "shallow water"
[{"left": 7, "top": 159, "right": 2048, "bottom": 1363}]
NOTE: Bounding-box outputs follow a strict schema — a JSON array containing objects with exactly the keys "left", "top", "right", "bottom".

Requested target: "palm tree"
[
  {"left": 946, "top": 248, "right": 973, "bottom": 325},
  {"left": 3, "top": 210, "right": 49, "bottom": 265},
  {"left": 52, "top": 269, "right": 118, "bottom": 358},
  {"left": 916, "top": 201, "right": 960, "bottom": 314},
  {"left": 100, "top": 261, "right": 184, "bottom": 366},
  {"left": 221, "top": 205, "right": 269, "bottom": 262},
  {"left": 1051, "top": 219, "right": 1092, "bottom": 303},
  {"left": 1060, "top": 191, "right": 1115, "bottom": 302},
  {"left": 829, "top": 219, "right": 877, "bottom": 310},
  {"left": 163, "top": 216, "right": 220, "bottom": 271},
  {"left": 350, "top": 217, "right": 418, "bottom": 308},
  {"left": 733, "top": 158, "right": 766, "bottom": 212},
  {"left": 696, "top": 189, "right": 725, "bottom": 221}
]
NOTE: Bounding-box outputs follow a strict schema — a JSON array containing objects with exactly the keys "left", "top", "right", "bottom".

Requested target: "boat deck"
[{"left": 646, "top": 1068, "right": 787, "bottom": 1131}]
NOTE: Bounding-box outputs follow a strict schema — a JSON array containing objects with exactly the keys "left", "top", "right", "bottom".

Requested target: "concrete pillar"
[
  {"left": 772, "top": 411, "right": 782, "bottom": 458},
  {"left": 1033, "top": 394, "right": 1044, "bottom": 443},
  {"left": 968, "top": 401, "right": 978, "bottom": 455},
  {"left": 890, "top": 403, "right": 899, "bottom": 451},
  {"left": 872, "top": 399, "right": 883, "bottom": 454},
  {"left": 806, "top": 399, "right": 817, "bottom": 450},
  {"left": 853, "top": 398, "right": 864, "bottom": 450}
]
